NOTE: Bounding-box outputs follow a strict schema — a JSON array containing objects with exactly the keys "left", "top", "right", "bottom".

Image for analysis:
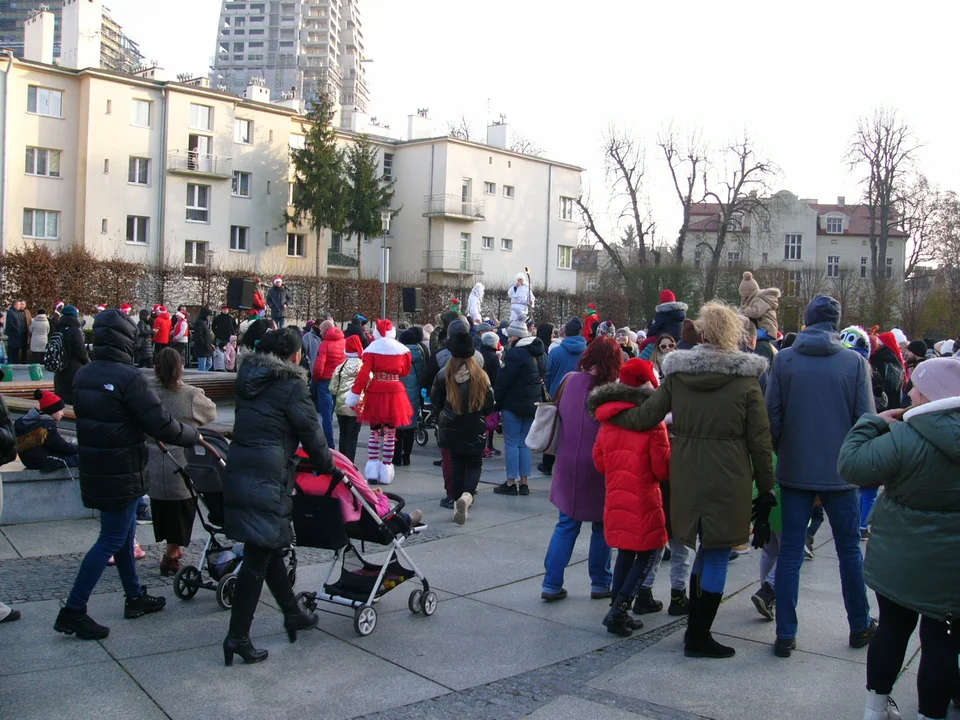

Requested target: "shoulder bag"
[{"left": 525, "top": 373, "right": 571, "bottom": 454}]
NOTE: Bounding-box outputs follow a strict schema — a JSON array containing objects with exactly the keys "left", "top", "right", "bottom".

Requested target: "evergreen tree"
[{"left": 346, "top": 134, "right": 396, "bottom": 241}]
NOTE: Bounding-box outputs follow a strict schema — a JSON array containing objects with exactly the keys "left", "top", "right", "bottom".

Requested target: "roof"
[{"left": 685, "top": 199, "right": 908, "bottom": 237}]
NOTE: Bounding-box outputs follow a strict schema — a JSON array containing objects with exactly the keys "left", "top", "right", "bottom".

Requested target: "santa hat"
[
  {"left": 152, "top": 304, "right": 161, "bottom": 313},
  {"left": 619, "top": 358, "right": 659, "bottom": 389},
  {"left": 877, "top": 331, "right": 905, "bottom": 367},
  {"left": 120, "top": 303, "right": 132, "bottom": 314},
  {"left": 273, "top": 276, "right": 283, "bottom": 285},
  {"left": 373, "top": 319, "right": 396, "bottom": 340},
  {"left": 55, "top": 301, "right": 65, "bottom": 311},
  {"left": 344, "top": 334, "right": 364, "bottom": 356},
  {"left": 659, "top": 289, "right": 676, "bottom": 304},
  {"left": 97, "top": 303, "right": 107, "bottom": 312},
  {"left": 158, "top": 305, "right": 168, "bottom": 314},
  {"left": 34, "top": 389, "right": 65, "bottom": 415},
  {"left": 176, "top": 311, "right": 185, "bottom": 319},
  {"left": 221, "top": 305, "right": 230, "bottom": 311}
]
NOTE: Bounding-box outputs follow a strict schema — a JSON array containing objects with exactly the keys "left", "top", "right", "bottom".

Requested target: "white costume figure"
[
  {"left": 508, "top": 273, "right": 535, "bottom": 323},
  {"left": 467, "top": 283, "right": 484, "bottom": 324}
]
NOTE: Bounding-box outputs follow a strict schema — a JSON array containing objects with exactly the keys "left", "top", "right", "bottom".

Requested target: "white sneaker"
[
  {"left": 453, "top": 492, "right": 473, "bottom": 525},
  {"left": 863, "top": 690, "right": 901, "bottom": 720}
]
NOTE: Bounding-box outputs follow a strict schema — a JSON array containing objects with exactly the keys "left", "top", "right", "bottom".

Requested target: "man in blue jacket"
[
  {"left": 538, "top": 317, "right": 587, "bottom": 475},
  {"left": 765, "top": 295, "right": 876, "bottom": 658}
]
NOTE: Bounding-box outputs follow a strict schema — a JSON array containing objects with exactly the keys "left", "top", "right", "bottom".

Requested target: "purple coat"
[{"left": 549, "top": 372, "right": 606, "bottom": 522}]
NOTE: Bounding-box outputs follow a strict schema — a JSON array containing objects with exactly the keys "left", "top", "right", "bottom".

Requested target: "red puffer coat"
[
  {"left": 588, "top": 382, "right": 670, "bottom": 552},
  {"left": 312, "top": 326, "right": 346, "bottom": 383}
]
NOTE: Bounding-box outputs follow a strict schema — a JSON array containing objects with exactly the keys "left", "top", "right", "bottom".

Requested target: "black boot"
[
  {"left": 54, "top": 607, "right": 110, "bottom": 640},
  {"left": 223, "top": 636, "right": 268, "bottom": 666},
  {"left": 684, "top": 588, "right": 735, "bottom": 659},
  {"left": 124, "top": 587, "right": 167, "bottom": 619},
  {"left": 283, "top": 607, "right": 319, "bottom": 643},
  {"left": 602, "top": 597, "right": 634, "bottom": 637},
  {"left": 632, "top": 586, "right": 663, "bottom": 615},
  {"left": 668, "top": 589, "right": 690, "bottom": 616}
]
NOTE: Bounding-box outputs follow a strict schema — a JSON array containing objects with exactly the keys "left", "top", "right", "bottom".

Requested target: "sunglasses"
[{"left": 659, "top": 342, "right": 676, "bottom": 350}]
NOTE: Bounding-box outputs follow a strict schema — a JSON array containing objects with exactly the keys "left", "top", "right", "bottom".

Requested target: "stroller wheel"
[
  {"left": 295, "top": 591, "right": 318, "bottom": 613},
  {"left": 421, "top": 591, "right": 438, "bottom": 617},
  {"left": 216, "top": 574, "right": 237, "bottom": 610},
  {"left": 173, "top": 565, "right": 201, "bottom": 600},
  {"left": 287, "top": 567, "right": 297, "bottom": 588},
  {"left": 353, "top": 605, "right": 378, "bottom": 637},
  {"left": 415, "top": 428, "right": 428, "bottom": 447},
  {"left": 408, "top": 589, "right": 424, "bottom": 614}
]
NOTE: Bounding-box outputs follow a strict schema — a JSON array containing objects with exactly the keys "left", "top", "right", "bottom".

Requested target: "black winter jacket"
[
  {"left": 73, "top": 310, "right": 199, "bottom": 511},
  {"left": 192, "top": 307, "right": 214, "bottom": 359},
  {"left": 344, "top": 321, "right": 370, "bottom": 349},
  {"left": 136, "top": 310, "right": 154, "bottom": 363},
  {"left": 431, "top": 364, "right": 495, "bottom": 455},
  {"left": 870, "top": 346, "right": 904, "bottom": 411},
  {"left": 267, "top": 286, "right": 291, "bottom": 319},
  {"left": 211, "top": 312, "right": 238, "bottom": 344},
  {"left": 477, "top": 344, "right": 500, "bottom": 388},
  {"left": 53, "top": 315, "right": 89, "bottom": 405},
  {"left": 224, "top": 351, "right": 335, "bottom": 549},
  {"left": 494, "top": 337, "right": 546, "bottom": 417},
  {"left": 15, "top": 408, "right": 78, "bottom": 472}
]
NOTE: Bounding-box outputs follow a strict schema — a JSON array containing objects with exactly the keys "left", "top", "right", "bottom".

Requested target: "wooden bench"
[{"left": 1, "top": 372, "right": 236, "bottom": 400}]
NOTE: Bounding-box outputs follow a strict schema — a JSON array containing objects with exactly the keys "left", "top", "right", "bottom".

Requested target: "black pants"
[
  {"left": 228, "top": 544, "right": 295, "bottom": 639},
  {"left": 450, "top": 452, "right": 482, "bottom": 498},
  {"left": 611, "top": 549, "right": 656, "bottom": 603},
  {"left": 394, "top": 429, "right": 415, "bottom": 463},
  {"left": 337, "top": 414, "right": 362, "bottom": 463},
  {"left": 867, "top": 592, "right": 959, "bottom": 718},
  {"left": 541, "top": 453, "right": 555, "bottom": 472}
]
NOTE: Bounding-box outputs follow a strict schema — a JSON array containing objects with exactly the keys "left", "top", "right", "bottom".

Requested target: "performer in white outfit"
[
  {"left": 508, "top": 273, "right": 535, "bottom": 322},
  {"left": 467, "top": 283, "right": 484, "bottom": 325}
]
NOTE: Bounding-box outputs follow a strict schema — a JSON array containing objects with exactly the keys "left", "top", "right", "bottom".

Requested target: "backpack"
[{"left": 43, "top": 331, "right": 68, "bottom": 373}]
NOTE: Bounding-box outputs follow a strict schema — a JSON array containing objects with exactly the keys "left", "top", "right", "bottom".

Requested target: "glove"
[
  {"left": 751, "top": 521, "right": 771, "bottom": 550},
  {"left": 750, "top": 493, "right": 777, "bottom": 549}
]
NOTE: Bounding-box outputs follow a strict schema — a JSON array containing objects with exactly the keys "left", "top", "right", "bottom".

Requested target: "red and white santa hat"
[
  {"left": 273, "top": 275, "right": 283, "bottom": 285},
  {"left": 55, "top": 301, "right": 65, "bottom": 311},
  {"left": 120, "top": 303, "right": 132, "bottom": 314},
  {"left": 97, "top": 303, "right": 107, "bottom": 312},
  {"left": 373, "top": 318, "right": 396, "bottom": 340},
  {"left": 175, "top": 310, "right": 185, "bottom": 319}
]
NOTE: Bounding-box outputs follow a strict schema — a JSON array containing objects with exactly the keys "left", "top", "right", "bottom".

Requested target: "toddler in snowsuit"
[{"left": 15, "top": 390, "right": 78, "bottom": 472}]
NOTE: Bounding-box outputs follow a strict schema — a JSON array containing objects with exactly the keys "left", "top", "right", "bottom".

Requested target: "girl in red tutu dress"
[{"left": 345, "top": 319, "right": 413, "bottom": 484}]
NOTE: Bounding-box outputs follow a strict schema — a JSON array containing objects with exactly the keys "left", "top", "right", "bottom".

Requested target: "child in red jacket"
[{"left": 588, "top": 358, "right": 671, "bottom": 636}]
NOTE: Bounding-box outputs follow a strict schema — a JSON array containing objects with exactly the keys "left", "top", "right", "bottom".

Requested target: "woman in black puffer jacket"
[{"left": 222, "top": 327, "right": 338, "bottom": 666}]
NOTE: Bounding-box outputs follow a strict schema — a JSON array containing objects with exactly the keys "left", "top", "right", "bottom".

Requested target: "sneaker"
[
  {"left": 518, "top": 483, "right": 530, "bottom": 496},
  {"left": 540, "top": 589, "right": 568, "bottom": 602},
  {"left": 632, "top": 587, "right": 663, "bottom": 615},
  {"left": 482, "top": 447, "right": 494, "bottom": 459},
  {"left": 136, "top": 506, "right": 153, "bottom": 525},
  {"left": 493, "top": 482, "right": 518, "bottom": 496},
  {"left": 124, "top": 588, "right": 167, "bottom": 619},
  {"left": 751, "top": 582, "right": 776, "bottom": 621},
  {"left": 432, "top": 460, "right": 443, "bottom": 467},
  {"left": 774, "top": 636, "right": 796, "bottom": 658},
  {"left": 54, "top": 608, "right": 110, "bottom": 640},
  {"left": 850, "top": 618, "right": 878, "bottom": 648},
  {"left": 590, "top": 589, "right": 613, "bottom": 600},
  {"left": 439, "top": 497, "right": 455, "bottom": 509},
  {"left": 536, "top": 462, "right": 552, "bottom": 476},
  {"left": 729, "top": 545, "right": 750, "bottom": 561},
  {"left": 453, "top": 492, "right": 473, "bottom": 525},
  {"left": 803, "top": 536, "right": 815, "bottom": 560},
  {"left": 133, "top": 541, "right": 146, "bottom": 561},
  {"left": 0, "top": 608, "right": 22, "bottom": 623},
  {"left": 667, "top": 590, "right": 690, "bottom": 616}
]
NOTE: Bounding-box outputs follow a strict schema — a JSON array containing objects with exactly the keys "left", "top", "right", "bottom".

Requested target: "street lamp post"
[{"left": 380, "top": 209, "right": 392, "bottom": 319}]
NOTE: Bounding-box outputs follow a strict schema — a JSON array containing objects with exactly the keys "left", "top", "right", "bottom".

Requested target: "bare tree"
[
  {"left": 575, "top": 195, "right": 630, "bottom": 280},
  {"left": 658, "top": 124, "right": 708, "bottom": 264},
  {"left": 602, "top": 125, "right": 656, "bottom": 267},
  {"left": 446, "top": 114, "right": 475, "bottom": 141},
  {"left": 509, "top": 133, "right": 545, "bottom": 157},
  {"left": 831, "top": 265, "right": 864, "bottom": 322},
  {"left": 898, "top": 173, "right": 938, "bottom": 279}
]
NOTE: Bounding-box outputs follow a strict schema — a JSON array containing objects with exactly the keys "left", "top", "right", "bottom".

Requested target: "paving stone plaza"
[{"left": 0, "top": 440, "right": 947, "bottom": 720}]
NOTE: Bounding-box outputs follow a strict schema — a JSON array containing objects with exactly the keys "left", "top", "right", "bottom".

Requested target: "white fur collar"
[
  {"left": 903, "top": 396, "right": 960, "bottom": 422},
  {"left": 364, "top": 337, "right": 410, "bottom": 356},
  {"left": 656, "top": 301, "right": 689, "bottom": 314},
  {"left": 662, "top": 343, "right": 768, "bottom": 378}
]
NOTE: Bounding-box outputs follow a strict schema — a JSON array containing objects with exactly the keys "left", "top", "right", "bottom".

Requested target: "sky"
[{"left": 106, "top": 0, "right": 960, "bottom": 245}]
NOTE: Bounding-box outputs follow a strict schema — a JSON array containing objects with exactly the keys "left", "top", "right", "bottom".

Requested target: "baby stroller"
[
  {"left": 158, "top": 430, "right": 298, "bottom": 611},
  {"left": 292, "top": 449, "right": 436, "bottom": 637},
  {"left": 414, "top": 388, "right": 438, "bottom": 447}
]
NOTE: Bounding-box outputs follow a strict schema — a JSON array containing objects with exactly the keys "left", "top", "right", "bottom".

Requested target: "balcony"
[
  {"left": 167, "top": 151, "right": 233, "bottom": 179},
  {"left": 422, "top": 251, "right": 484, "bottom": 276},
  {"left": 327, "top": 248, "right": 359, "bottom": 268},
  {"left": 422, "top": 194, "right": 485, "bottom": 221}
]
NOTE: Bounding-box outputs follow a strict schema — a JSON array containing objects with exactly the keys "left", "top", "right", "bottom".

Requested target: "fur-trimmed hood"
[
  {"left": 236, "top": 350, "right": 308, "bottom": 399},
  {"left": 587, "top": 381, "right": 655, "bottom": 421},
  {"left": 662, "top": 343, "right": 768, "bottom": 384},
  {"left": 655, "top": 301, "right": 689, "bottom": 314}
]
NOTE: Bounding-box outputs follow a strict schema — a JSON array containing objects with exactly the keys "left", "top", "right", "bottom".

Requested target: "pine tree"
[{"left": 346, "top": 134, "right": 396, "bottom": 241}]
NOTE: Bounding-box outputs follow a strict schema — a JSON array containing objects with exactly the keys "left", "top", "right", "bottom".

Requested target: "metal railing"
[
  {"left": 167, "top": 151, "right": 233, "bottom": 177},
  {"left": 327, "top": 248, "right": 359, "bottom": 268},
  {"left": 422, "top": 250, "right": 484, "bottom": 275},
  {"left": 422, "top": 194, "right": 485, "bottom": 220}
]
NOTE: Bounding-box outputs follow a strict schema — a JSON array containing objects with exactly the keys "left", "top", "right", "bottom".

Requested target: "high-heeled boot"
[
  {"left": 222, "top": 636, "right": 268, "bottom": 666},
  {"left": 283, "top": 607, "right": 319, "bottom": 643}
]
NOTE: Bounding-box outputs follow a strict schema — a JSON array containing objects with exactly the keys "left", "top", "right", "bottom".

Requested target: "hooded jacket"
[
  {"left": 741, "top": 288, "right": 781, "bottom": 338},
  {"left": 330, "top": 353, "right": 363, "bottom": 417},
  {"left": 136, "top": 310, "right": 154, "bottom": 363},
  {"left": 588, "top": 383, "right": 671, "bottom": 552},
  {"left": 546, "top": 335, "right": 586, "bottom": 397},
  {"left": 53, "top": 314, "right": 89, "bottom": 405},
  {"left": 493, "top": 336, "right": 546, "bottom": 417},
  {"left": 29, "top": 314, "right": 50, "bottom": 353},
  {"left": 225, "top": 351, "right": 336, "bottom": 548},
  {"left": 605, "top": 345, "right": 774, "bottom": 549},
  {"left": 153, "top": 312, "right": 171, "bottom": 347},
  {"left": 312, "top": 326, "right": 346, "bottom": 382},
  {"left": 467, "top": 283, "right": 484, "bottom": 324},
  {"left": 838, "top": 397, "right": 960, "bottom": 622},
  {"left": 300, "top": 325, "right": 322, "bottom": 368},
  {"left": 431, "top": 362, "right": 495, "bottom": 455},
  {"left": 870, "top": 338, "right": 905, "bottom": 411},
  {"left": 766, "top": 323, "right": 875, "bottom": 491},
  {"left": 192, "top": 307, "right": 214, "bottom": 358},
  {"left": 399, "top": 342, "right": 427, "bottom": 429},
  {"left": 15, "top": 407, "right": 78, "bottom": 472},
  {"left": 72, "top": 310, "right": 199, "bottom": 511},
  {"left": 646, "top": 301, "right": 688, "bottom": 343}
]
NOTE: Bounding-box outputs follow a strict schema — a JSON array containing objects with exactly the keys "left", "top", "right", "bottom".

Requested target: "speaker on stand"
[
  {"left": 226, "top": 278, "right": 257, "bottom": 309},
  {"left": 402, "top": 287, "right": 422, "bottom": 313}
]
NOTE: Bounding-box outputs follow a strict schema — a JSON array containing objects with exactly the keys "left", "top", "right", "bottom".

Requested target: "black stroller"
[
  {"left": 414, "top": 390, "right": 438, "bottom": 447},
  {"left": 159, "top": 430, "right": 297, "bottom": 610},
  {"left": 292, "top": 450, "right": 436, "bottom": 637}
]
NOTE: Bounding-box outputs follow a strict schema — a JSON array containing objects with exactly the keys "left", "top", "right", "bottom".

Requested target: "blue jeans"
[
  {"left": 542, "top": 511, "right": 612, "bottom": 594},
  {"left": 502, "top": 410, "right": 533, "bottom": 480},
  {"left": 316, "top": 379, "right": 335, "bottom": 449},
  {"left": 66, "top": 498, "right": 143, "bottom": 611},
  {"left": 693, "top": 545, "right": 731, "bottom": 594},
  {"left": 197, "top": 356, "right": 212, "bottom": 372},
  {"left": 775, "top": 487, "right": 871, "bottom": 640},
  {"left": 859, "top": 487, "right": 878, "bottom": 530}
]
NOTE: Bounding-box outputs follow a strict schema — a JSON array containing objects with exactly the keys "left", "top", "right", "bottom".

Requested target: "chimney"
[
  {"left": 60, "top": 0, "right": 103, "bottom": 71},
  {"left": 244, "top": 77, "right": 271, "bottom": 103},
  {"left": 24, "top": 10, "right": 55, "bottom": 65},
  {"left": 486, "top": 119, "right": 511, "bottom": 149},
  {"left": 407, "top": 110, "right": 433, "bottom": 141},
  {"left": 837, "top": 196, "right": 845, "bottom": 207}
]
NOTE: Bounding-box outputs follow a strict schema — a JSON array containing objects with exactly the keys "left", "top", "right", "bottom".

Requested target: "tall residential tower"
[{"left": 211, "top": 0, "right": 369, "bottom": 125}]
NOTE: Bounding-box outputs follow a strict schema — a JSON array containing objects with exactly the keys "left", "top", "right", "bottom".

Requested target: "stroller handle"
[{"left": 157, "top": 436, "right": 226, "bottom": 468}]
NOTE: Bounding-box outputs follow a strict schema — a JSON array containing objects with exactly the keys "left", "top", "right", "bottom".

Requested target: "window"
[
  {"left": 503, "top": 185, "right": 515, "bottom": 199},
  {"left": 186, "top": 184, "right": 210, "bottom": 222},
  {"left": 184, "top": 240, "right": 208, "bottom": 266},
  {"left": 693, "top": 249, "right": 702, "bottom": 269},
  {"left": 128, "top": 157, "right": 150, "bottom": 185},
  {"left": 266, "top": 180, "right": 271, "bottom": 195},
  {"left": 126, "top": 216, "right": 149, "bottom": 244},
  {"left": 27, "top": 86, "right": 63, "bottom": 117},
  {"left": 483, "top": 181, "right": 496, "bottom": 195},
  {"left": 586, "top": 276, "right": 600, "bottom": 292},
  {"left": 501, "top": 238, "right": 513, "bottom": 251},
  {"left": 230, "top": 225, "right": 249, "bottom": 252},
  {"left": 22, "top": 209, "right": 59, "bottom": 239},
  {"left": 234, "top": 118, "right": 253, "bottom": 144},
  {"left": 232, "top": 171, "right": 251, "bottom": 197},
  {"left": 826, "top": 216, "right": 844, "bottom": 234},
  {"left": 560, "top": 196, "right": 575, "bottom": 221},
  {"left": 103, "top": 159, "right": 109, "bottom": 174},
  {"left": 481, "top": 236, "right": 494, "bottom": 250},
  {"left": 827, "top": 255, "right": 840, "bottom": 278},
  {"left": 189, "top": 103, "right": 213, "bottom": 130},
  {"left": 886, "top": 257, "right": 894, "bottom": 279},
  {"left": 557, "top": 245, "right": 573, "bottom": 270},
  {"left": 105, "top": 99, "right": 112, "bottom": 114},
  {"left": 783, "top": 233, "right": 802, "bottom": 261},
  {"left": 727, "top": 250, "right": 741, "bottom": 267},
  {"left": 382, "top": 153, "right": 394, "bottom": 182},
  {"left": 287, "top": 233, "right": 306, "bottom": 258},
  {"left": 25, "top": 147, "right": 61, "bottom": 177},
  {"left": 288, "top": 181, "right": 302, "bottom": 205},
  {"left": 130, "top": 99, "right": 152, "bottom": 127},
  {"left": 761, "top": 252, "right": 769, "bottom": 265},
  {"left": 268, "top": 129, "right": 274, "bottom": 142},
  {"left": 726, "top": 213, "right": 743, "bottom": 231},
  {"left": 101, "top": 219, "right": 108, "bottom": 233},
  {"left": 861, "top": 256, "right": 869, "bottom": 279},
  {"left": 233, "top": 42, "right": 245, "bottom": 52}
]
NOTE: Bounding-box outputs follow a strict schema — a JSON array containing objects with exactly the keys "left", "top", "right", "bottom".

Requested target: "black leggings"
[
  {"left": 228, "top": 544, "right": 295, "bottom": 639},
  {"left": 394, "top": 429, "right": 416, "bottom": 462},
  {"left": 611, "top": 550, "right": 657, "bottom": 603},
  {"left": 867, "top": 592, "right": 959, "bottom": 718},
  {"left": 337, "top": 415, "right": 362, "bottom": 464},
  {"left": 450, "top": 452, "right": 482, "bottom": 498}
]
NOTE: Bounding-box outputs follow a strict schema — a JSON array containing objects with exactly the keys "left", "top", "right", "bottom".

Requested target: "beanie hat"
[
  {"left": 891, "top": 327, "right": 908, "bottom": 346},
  {"left": 481, "top": 331, "right": 499, "bottom": 349},
  {"left": 680, "top": 318, "right": 700, "bottom": 347},
  {"left": 804, "top": 295, "right": 841, "bottom": 330},
  {"left": 907, "top": 340, "right": 928, "bottom": 358},
  {"left": 564, "top": 317, "right": 583, "bottom": 337},
  {"left": 596, "top": 320, "right": 616, "bottom": 338},
  {"left": 840, "top": 326, "right": 870, "bottom": 359},
  {"left": 910, "top": 358, "right": 960, "bottom": 403},
  {"left": 476, "top": 322, "right": 493, "bottom": 336},
  {"left": 659, "top": 289, "right": 676, "bottom": 304},
  {"left": 34, "top": 389, "right": 65, "bottom": 415},
  {"left": 448, "top": 330, "right": 476, "bottom": 359},
  {"left": 739, "top": 271, "right": 760, "bottom": 301},
  {"left": 585, "top": 303, "right": 598, "bottom": 317},
  {"left": 940, "top": 339, "right": 955, "bottom": 356},
  {"left": 447, "top": 319, "right": 470, "bottom": 338},
  {"left": 619, "top": 358, "right": 659, "bottom": 389},
  {"left": 507, "top": 319, "right": 530, "bottom": 338},
  {"left": 344, "top": 334, "right": 364, "bottom": 356},
  {"left": 62, "top": 305, "right": 79, "bottom": 318}
]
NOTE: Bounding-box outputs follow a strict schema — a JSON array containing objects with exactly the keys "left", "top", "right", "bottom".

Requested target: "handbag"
[
  {"left": 525, "top": 374, "right": 570, "bottom": 454},
  {"left": 484, "top": 411, "right": 501, "bottom": 433}
]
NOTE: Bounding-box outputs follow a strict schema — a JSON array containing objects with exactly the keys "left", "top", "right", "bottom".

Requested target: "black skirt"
[{"left": 150, "top": 498, "right": 197, "bottom": 546}]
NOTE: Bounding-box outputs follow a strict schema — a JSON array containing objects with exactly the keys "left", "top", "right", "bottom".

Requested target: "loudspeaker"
[
  {"left": 402, "top": 287, "right": 422, "bottom": 313},
  {"left": 226, "top": 278, "right": 257, "bottom": 309}
]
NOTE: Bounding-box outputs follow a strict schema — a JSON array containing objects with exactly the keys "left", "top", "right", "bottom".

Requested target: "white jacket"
[
  {"left": 467, "top": 283, "right": 484, "bottom": 323},
  {"left": 508, "top": 283, "right": 534, "bottom": 309}
]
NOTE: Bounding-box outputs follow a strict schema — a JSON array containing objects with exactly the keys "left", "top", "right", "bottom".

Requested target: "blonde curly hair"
[{"left": 696, "top": 301, "right": 745, "bottom": 352}]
